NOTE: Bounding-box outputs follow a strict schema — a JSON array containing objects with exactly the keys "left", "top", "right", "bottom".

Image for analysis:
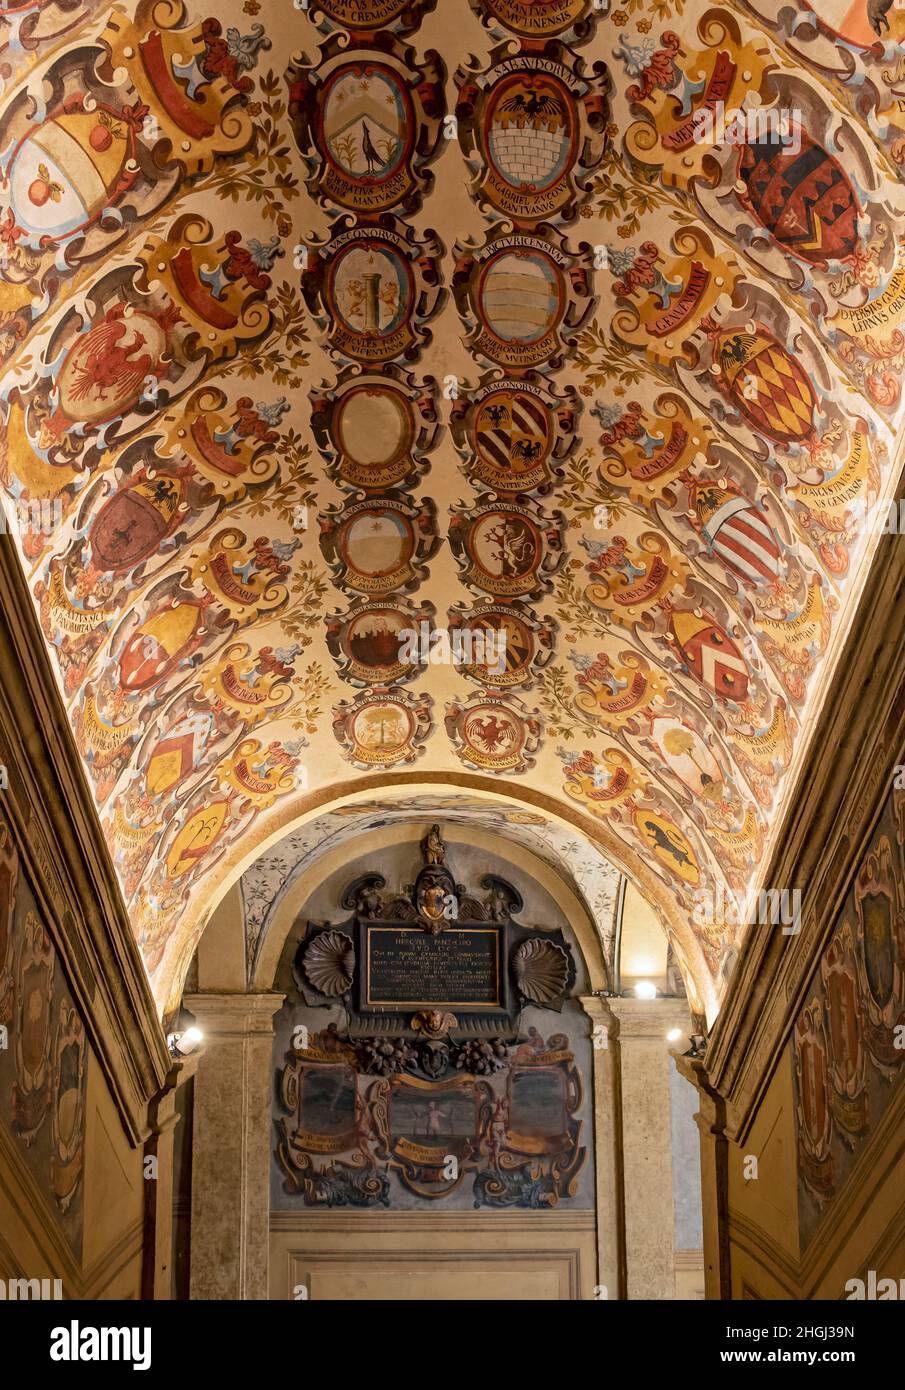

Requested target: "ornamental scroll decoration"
[
  {"left": 292, "top": 825, "right": 576, "bottom": 1042},
  {"left": 276, "top": 1023, "right": 585, "bottom": 1204},
  {"left": 276, "top": 826, "right": 585, "bottom": 1203}
]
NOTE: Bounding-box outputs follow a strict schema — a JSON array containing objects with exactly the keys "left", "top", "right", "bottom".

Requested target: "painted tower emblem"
[
  {"left": 289, "top": 38, "right": 445, "bottom": 215},
  {"left": 303, "top": 219, "right": 443, "bottom": 363},
  {"left": 327, "top": 597, "right": 434, "bottom": 684},
  {"left": 456, "top": 49, "right": 607, "bottom": 224}
]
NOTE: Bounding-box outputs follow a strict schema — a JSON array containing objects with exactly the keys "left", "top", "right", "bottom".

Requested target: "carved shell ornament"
[
  {"left": 513, "top": 938, "right": 569, "bottom": 1006},
  {"left": 303, "top": 930, "right": 355, "bottom": 997}
]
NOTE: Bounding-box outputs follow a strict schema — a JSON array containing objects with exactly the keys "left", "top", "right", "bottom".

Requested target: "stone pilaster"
[
  {"left": 186, "top": 992, "right": 284, "bottom": 1300},
  {"left": 608, "top": 997, "right": 690, "bottom": 1300},
  {"left": 579, "top": 995, "right": 625, "bottom": 1300},
  {"left": 142, "top": 1056, "right": 197, "bottom": 1300},
  {"left": 675, "top": 1053, "right": 731, "bottom": 1299}
]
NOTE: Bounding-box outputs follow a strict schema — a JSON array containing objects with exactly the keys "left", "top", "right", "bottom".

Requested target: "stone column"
[
  {"left": 675, "top": 1053, "right": 731, "bottom": 1299},
  {"left": 186, "top": 992, "right": 284, "bottom": 1301},
  {"left": 579, "top": 995, "right": 625, "bottom": 1300},
  {"left": 608, "top": 997, "right": 690, "bottom": 1300}
]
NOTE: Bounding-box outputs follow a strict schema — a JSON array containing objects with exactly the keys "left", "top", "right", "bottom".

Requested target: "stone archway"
[{"left": 183, "top": 807, "right": 700, "bottom": 1299}]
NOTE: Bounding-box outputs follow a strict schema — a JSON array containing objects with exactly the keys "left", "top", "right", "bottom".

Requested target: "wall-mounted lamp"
[
  {"left": 666, "top": 1027, "right": 683, "bottom": 1043},
  {"left": 167, "top": 1006, "right": 204, "bottom": 1058}
]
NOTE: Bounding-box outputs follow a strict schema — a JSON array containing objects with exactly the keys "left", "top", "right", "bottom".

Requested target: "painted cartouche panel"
[
  {"left": 0, "top": 811, "right": 87, "bottom": 1256},
  {"left": 793, "top": 782, "right": 905, "bottom": 1248}
]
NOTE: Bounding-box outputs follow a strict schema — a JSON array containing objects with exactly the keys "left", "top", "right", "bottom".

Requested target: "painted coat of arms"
[
  {"left": 448, "top": 497, "right": 564, "bottom": 598},
  {"left": 453, "top": 226, "right": 593, "bottom": 373},
  {"left": 456, "top": 44, "right": 608, "bottom": 225},
  {"left": 445, "top": 692, "right": 541, "bottom": 773},
  {"left": 333, "top": 686, "right": 432, "bottom": 767},
  {"left": 468, "top": 0, "right": 600, "bottom": 43},
  {"left": 311, "top": 365, "right": 440, "bottom": 493},
  {"left": 326, "top": 597, "right": 435, "bottom": 684},
  {"left": 450, "top": 371, "right": 578, "bottom": 495},
  {"left": 302, "top": 217, "right": 444, "bottom": 363},
  {"left": 320, "top": 495, "right": 439, "bottom": 594},
  {"left": 289, "top": 36, "right": 445, "bottom": 216}
]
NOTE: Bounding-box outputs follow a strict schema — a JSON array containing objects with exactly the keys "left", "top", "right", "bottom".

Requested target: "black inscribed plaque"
[{"left": 363, "top": 924, "right": 502, "bottom": 1008}]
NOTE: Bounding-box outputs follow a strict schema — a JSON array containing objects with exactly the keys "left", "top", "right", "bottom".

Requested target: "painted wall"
[
  {"left": 724, "top": 782, "right": 905, "bottom": 1297},
  {"left": 0, "top": 804, "right": 146, "bottom": 1299}
]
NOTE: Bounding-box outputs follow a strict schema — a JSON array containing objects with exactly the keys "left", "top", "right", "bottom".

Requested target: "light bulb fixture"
[
  {"left": 633, "top": 981, "right": 657, "bottom": 1000},
  {"left": 666, "top": 1027, "right": 682, "bottom": 1042},
  {"left": 167, "top": 1006, "right": 204, "bottom": 1058}
]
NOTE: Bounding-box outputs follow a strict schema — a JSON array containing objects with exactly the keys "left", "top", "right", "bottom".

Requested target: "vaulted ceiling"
[{"left": 2, "top": 0, "right": 902, "bottom": 1014}]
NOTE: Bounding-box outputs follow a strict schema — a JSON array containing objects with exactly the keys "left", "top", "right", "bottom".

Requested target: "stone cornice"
[
  {"left": 185, "top": 991, "right": 286, "bottom": 1037},
  {"left": 0, "top": 537, "right": 169, "bottom": 1143},
  {"left": 607, "top": 995, "right": 691, "bottom": 1041},
  {"left": 702, "top": 520, "right": 905, "bottom": 1142}
]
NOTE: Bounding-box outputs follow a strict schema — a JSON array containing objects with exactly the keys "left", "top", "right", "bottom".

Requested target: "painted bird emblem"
[
  {"left": 719, "top": 333, "right": 757, "bottom": 370},
  {"left": 360, "top": 120, "right": 383, "bottom": 175},
  {"left": 468, "top": 714, "right": 516, "bottom": 754},
  {"left": 498, "top": 90, "right": 565, "bottom": 127},
  {"left": 68, "top": 316, "right": 154, "bottom": 404}
]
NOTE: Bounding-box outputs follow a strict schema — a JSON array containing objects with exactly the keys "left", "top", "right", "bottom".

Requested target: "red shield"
[
  {"left": 670, "top": 611, "right": 749, "bottom": 702},
  {"left": 90, "top": 475, "right": 183, "bottom": 572},
  {"left": 739, "top": 132, "right": 859, "bottom": 265}
]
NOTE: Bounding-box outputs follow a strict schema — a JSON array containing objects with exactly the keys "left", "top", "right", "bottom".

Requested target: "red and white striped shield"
[{"left": 703, "top": 495, "right": 781, "bottom": 586}]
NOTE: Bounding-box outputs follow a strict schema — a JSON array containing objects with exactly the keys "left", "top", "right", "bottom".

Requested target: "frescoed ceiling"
[{"left": 2, "top": 0, "right": 903, "bottom": 1015}]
